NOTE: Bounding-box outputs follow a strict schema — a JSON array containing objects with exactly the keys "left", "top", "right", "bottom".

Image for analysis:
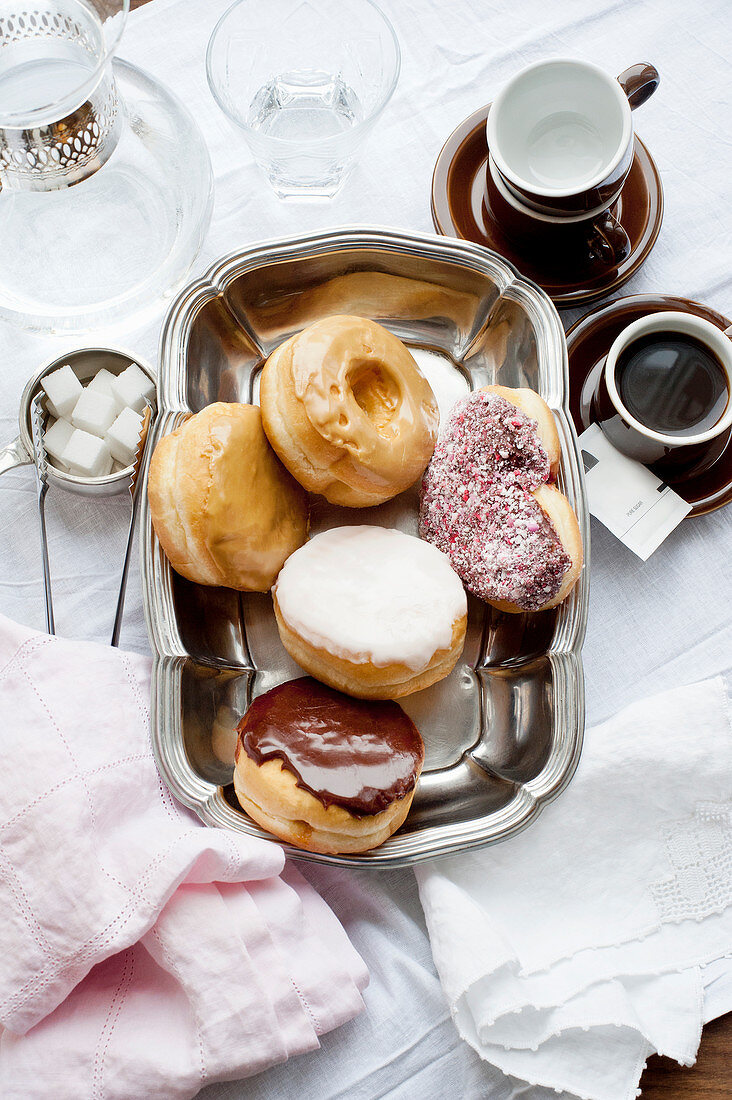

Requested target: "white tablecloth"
[{"left": 1, "top": 0, "right": 730, "bottom": 1096}]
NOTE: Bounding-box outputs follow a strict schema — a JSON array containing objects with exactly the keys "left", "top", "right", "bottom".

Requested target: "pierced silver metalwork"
[{"left": 0, "top": 6, "right": 122, "bottom": 191}]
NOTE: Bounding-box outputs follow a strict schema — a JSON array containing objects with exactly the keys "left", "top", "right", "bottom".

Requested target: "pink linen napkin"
[{"left": 0, "top": 614, "right": 367, "bottom": 1099}]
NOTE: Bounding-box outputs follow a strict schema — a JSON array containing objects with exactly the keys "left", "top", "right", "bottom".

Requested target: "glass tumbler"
[{"left": 206, "top": 0, "right": 400, "bottom": 200}]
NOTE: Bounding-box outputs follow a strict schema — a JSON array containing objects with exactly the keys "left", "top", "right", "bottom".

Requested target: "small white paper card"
[{"left": 578, "top": 423, "right": 692, "bottom": 560}]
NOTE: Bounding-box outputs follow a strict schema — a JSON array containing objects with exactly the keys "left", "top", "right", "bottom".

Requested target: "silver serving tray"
[{"left": 141, "top": 227, "right": 589, "bottom": 868}]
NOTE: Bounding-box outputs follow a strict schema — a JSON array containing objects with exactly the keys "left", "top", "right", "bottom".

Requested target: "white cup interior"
[
  {"left": 605, "top": 312, "right": 732, "bottom": 446},
  {"left": 488, "top": 59, "right": 630, "bottom": 196}
]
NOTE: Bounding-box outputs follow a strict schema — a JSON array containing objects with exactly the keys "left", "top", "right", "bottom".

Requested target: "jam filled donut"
[
  {"left": 148, "top": 402, "right": 308, "bottom": 591},
  {"left": 419, "top": 386, "right": 582, "bottom": 613},
  {"left": 259, "top": 315, "right": 439, "bottom": 507},
  {"left": 272, "top": 526, "right": 467, "bottom": 699},
  {"left": 234, "top": 677, "right": 425, "bottom": 854}
]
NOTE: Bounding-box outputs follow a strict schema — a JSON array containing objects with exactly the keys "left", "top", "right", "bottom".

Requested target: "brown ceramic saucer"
[
  {"left": 566, "top": 294, "right": 732, "bottom": 517},
  {"left": 431, "top": 103, "right": 664, "bottom": 308}
]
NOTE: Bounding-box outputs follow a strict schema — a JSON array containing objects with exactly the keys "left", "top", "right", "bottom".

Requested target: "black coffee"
[{"left": 615, "top": 331, "right": 729, "bottom": 436}]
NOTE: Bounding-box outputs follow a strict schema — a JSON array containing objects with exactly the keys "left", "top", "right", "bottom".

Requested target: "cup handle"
[
  {"left": 585, "top": 211, "right": 632, "bottom": 267},
  {"left": 617, "top": 63, "right": 660, "bottom": 110}
]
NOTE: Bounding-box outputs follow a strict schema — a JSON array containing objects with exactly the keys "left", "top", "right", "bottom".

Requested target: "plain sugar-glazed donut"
[
  {"left": 419, "top": 386, "right": 582, "bottom": 612},
  {"left": 147, "top": 402, "right": 309, "bottom": 591},
  {"left": 259, "top": 315, "right": 439, "bottom": 507}
]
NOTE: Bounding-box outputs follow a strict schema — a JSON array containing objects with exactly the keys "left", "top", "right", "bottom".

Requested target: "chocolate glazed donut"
[{"left": 233, "top": 678, "right": 425, "bottom": 854}]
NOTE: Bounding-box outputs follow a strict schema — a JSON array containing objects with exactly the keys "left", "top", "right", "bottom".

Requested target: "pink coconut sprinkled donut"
[{"left": 419, "top": 386, "right": 583, "bottom": 613}]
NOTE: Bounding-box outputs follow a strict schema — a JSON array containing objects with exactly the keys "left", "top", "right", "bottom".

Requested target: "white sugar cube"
[
  {"left": 41, "top": 365, "right": 83, "bottom": 419},
  {"left": 71, "top": 388, "right": 118, "bottom": 438},
  {"left": 61, "top": 429, "right": 113, "bottom": 478},
  {"left": 105, "top": 406, "right": 143, "bottom": 467},
  {"left": 111, "top": 362, "right": 155, "bottom": 414},
  {"left": 125, "top": 361, "right": 155, "bottom": 401},
  {"left": 43, "top": 417, "right": 75, "bottom": 469},
  {"left": 86, "top": 368, "right": 117, "bottom": 397}
]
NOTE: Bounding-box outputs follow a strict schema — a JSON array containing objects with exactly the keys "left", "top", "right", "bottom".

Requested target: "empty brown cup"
[{"left": 487, "top": 59, "right": 659, "bottom": 217}]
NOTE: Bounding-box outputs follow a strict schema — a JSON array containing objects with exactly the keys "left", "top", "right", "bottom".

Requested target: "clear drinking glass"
[
  {"left": 206, "top": 0, "right": 400, "bottom": 200},
  {"left": 0, "top": 0, "right": 213, "bottom": 334}
]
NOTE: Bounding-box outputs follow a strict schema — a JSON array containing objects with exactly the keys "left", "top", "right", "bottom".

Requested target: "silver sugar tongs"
[
  {"left": 30, "top": 394, "right": 55, "bottom": 635},
  {"left": 111, "top": 405, "right": 152, "bottom": 648}
]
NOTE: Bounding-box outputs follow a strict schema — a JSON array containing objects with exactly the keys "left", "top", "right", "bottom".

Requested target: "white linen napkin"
[
  {"left": 416, "top": 677, "right": 732, "bottom": 1100},
  {"left": 0, "top": 614, "right": 367, "bottom": 1099}
]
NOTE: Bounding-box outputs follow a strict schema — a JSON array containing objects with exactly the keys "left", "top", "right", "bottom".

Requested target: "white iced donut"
[{"left": 272, "top": 526, "right": 468, "bottom": 699}]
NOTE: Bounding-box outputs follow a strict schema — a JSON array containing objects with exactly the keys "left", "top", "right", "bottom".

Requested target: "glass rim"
[
  {"left": 205, "top": 0, "right": 401, "bottom": 143},
  {"left": 0, "top": 1, "right": 130, "bottom": 130}
]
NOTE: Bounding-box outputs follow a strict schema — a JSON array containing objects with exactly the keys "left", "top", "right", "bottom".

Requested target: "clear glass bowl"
[
  {"left": 206, "top": 0, "right": 400, "bottom": 200},
  {"left": 0, "top": 58, "right": 213, "bottom": 334}
]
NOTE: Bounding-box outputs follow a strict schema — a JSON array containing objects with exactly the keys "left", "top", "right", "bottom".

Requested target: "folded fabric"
[
  {"left": 0, "top": 614, "right": 367, "bottom": 1099},
  {"left": 416, "top": 677, "right": 732, "bottom": 1100}
]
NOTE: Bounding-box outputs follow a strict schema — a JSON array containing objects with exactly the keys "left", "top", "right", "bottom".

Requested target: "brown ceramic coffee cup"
[
  {"left": 487, "top": 59, "right": 659, "bottom": 218},
  {"left": 485, "top": 154, "right": 631, "bottom": 269}
]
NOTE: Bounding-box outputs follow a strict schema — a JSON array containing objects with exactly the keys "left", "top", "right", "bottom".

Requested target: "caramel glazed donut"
[
  {"left": 259, "top": 315, "right": 440, "bottom": 507},
  {"left": 273, "top": 526, "right": 468, "bottom": 699},
  {"left": 147, "top": 402, "right": 308, "bottom": 591},
  {"left": 234, "top": 677, "right": 425, "bottom": 854},
  {"left": 419, "top": 386, "right": 582, "bottom": 613}
]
